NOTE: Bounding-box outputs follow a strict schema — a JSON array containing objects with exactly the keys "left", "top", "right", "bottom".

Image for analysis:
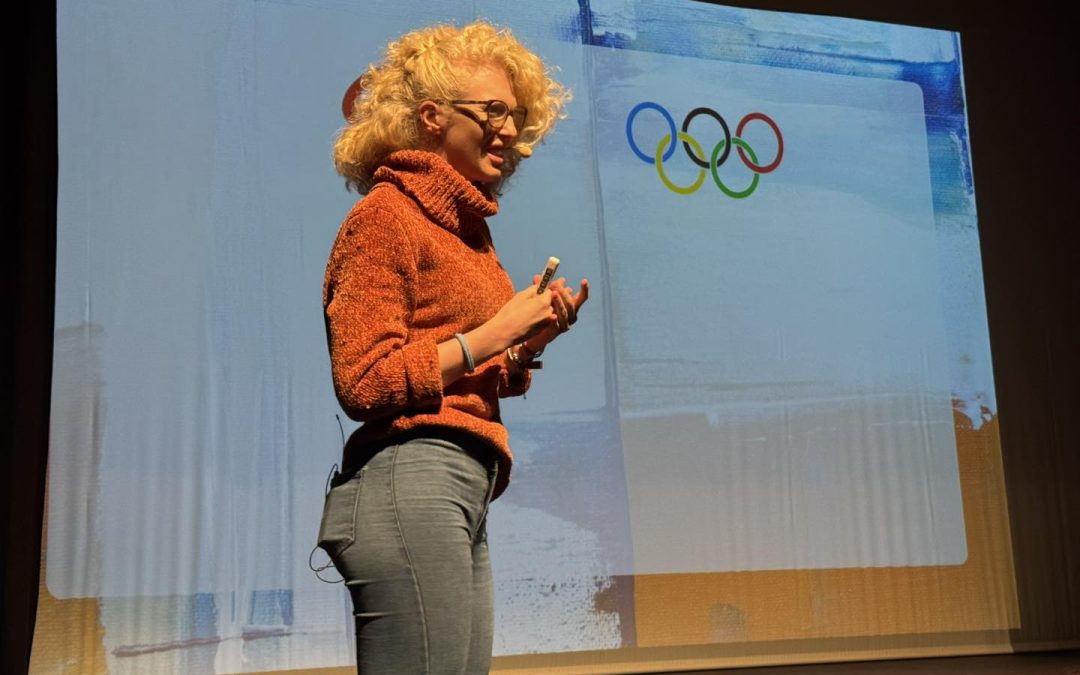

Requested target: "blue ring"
[{"left": 626, "top": 102, "right": 677, "bottom": 164}]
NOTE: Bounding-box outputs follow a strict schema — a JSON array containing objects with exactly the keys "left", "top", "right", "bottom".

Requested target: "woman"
[{"left": 318, "top": 20, "right": 582, "bottom": 674}]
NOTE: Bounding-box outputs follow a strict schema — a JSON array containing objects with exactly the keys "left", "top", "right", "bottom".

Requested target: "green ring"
[
  {"left": 655, "top": 132, "right": 706, "bottom": 195},
  {"left": 711, "top": 138, "right": 760, "bottom": 199}
]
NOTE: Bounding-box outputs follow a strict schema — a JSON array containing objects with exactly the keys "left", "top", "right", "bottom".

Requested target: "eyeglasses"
[{"left": 443, "top": 99, "right": 527, "bottom": 132}]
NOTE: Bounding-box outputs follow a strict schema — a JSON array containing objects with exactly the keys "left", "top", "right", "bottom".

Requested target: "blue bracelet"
[{"left": 453, "top": 333, "right": 475, "bottom": 373}]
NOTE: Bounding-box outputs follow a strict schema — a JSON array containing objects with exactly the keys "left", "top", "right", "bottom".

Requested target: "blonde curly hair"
[{"left": 333, "top": 20, "right": 570, "bottom": 193}]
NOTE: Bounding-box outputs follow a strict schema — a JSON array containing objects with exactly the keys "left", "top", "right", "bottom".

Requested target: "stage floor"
[{"left": 695, "top": 650, "right": 1080, "bottom": 675}]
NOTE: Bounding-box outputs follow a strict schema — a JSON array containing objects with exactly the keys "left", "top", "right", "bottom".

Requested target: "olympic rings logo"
[{"left": 625, "top": 102, "right": 784, "bottom": 198}]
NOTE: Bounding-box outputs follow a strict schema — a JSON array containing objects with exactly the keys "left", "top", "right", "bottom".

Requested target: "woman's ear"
[{"left": 417, "top": 100, "right": 443, "bottom": 138}]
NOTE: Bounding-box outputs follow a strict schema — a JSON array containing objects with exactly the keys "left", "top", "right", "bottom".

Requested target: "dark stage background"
[{"left": 5, "top": 1, "right": 1076, "bottom": 673}]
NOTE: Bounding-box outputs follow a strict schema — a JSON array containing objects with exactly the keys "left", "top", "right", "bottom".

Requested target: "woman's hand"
[
  {"left": 552, "top": 276, "right": 588, "bottom": 332},
  {"left": 438, "top": 283, "right": 555, "bottom": 386},
  {"left": 486, "top": 283, "right": 559, "bottom": 347},
  {"left": 521, "top": 276, "right": 589, "bottom": 354},
  {"left": 438, "top": 278, "right": 589, "bottom": 386}
]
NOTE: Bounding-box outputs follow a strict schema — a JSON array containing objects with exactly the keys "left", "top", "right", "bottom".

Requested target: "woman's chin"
[{"left": 476, "top": 161, "right": 503, "bottom": 183}]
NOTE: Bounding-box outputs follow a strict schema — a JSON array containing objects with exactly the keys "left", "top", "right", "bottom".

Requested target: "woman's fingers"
[
  {"left": 550, "top": 288, "right": 571, "bottom": 331},
  {"left": 520, "top": 275, "right": 589, "bottom": 339},
  {"left": 560, "top": 287, "right": 576, "bottom": 327},
  {"left": 574, "top": 279, "right": 590, "bottom": 310},
  {"left": 553, "top": 278, "right": 590, "bottom": 331}
]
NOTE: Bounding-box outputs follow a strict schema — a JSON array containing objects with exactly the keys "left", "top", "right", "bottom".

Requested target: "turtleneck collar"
[{"left": 372, "top": 150, "right": 499, "bottom": 238}]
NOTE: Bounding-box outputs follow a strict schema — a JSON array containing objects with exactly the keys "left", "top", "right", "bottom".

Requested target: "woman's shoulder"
[
  {"left": 330, "top": 183, "right": 434, "bottom": 265},
  {"left": 326, "top": 184, "right": 421, "bottom": 284},
  {"left": 342, "top": 182, "right": 424, "bottom": 232}
]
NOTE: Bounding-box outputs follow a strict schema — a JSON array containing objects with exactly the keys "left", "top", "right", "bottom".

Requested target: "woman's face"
[{"left": 426, "top": 64, "right": 520, "bottom": 184}]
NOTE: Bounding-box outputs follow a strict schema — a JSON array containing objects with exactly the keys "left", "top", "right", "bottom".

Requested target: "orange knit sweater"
[{"left": 323, "top": 150, "right": 531, "bottom": 498}]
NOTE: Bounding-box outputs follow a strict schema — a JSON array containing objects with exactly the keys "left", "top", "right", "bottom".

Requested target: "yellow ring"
[{"left": 655, "top": 132, "right": 706, "bottom": 195}]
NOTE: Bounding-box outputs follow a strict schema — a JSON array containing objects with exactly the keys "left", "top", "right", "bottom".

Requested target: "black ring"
[{"left": 681, "top": 107, "right": 731, "bottom": 169}]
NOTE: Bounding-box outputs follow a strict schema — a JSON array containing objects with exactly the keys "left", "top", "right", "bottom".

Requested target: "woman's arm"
[
  {"left": 436, "top": 284, "right": 560, "bottom": 387},
  {"left": 324, "top": 209, "right": 444, "bottom": 421}
]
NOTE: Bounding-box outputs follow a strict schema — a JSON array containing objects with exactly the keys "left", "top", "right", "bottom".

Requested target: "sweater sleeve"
[{"left": 323, "top": 206, "right": 443, "bottom": 421}]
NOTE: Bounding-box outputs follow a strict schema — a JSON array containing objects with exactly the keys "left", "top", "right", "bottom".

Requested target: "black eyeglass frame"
[{"left": 442, "top": 99, "right": 528, "bottom": 132}]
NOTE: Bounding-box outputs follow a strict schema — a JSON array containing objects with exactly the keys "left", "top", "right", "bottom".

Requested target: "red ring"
[
  {"left": 342, "top": 77, "right": 364, "bottom": 121},
  {"left": 736, "top": 112, "right": 783, "bottom": 174}
]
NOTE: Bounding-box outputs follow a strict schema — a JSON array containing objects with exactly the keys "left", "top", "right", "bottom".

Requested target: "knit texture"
[{"left": 323, "top": 150, "right": 530, "bottom": 498}]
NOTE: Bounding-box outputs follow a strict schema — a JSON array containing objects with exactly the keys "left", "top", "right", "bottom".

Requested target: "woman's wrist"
[
  {"left": 506, "top": 341, "right": 544, "bottom": 370},
  {"left": 463, "top": 322, "right": 511, "bottom": 365},
  {"left": 519, "top": 340, "right": 545, "bottom": 359}
]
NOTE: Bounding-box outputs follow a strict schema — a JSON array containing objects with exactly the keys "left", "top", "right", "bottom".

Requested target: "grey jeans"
[{"left": 318, "top": 431, "right": 499, "bottom": 674}]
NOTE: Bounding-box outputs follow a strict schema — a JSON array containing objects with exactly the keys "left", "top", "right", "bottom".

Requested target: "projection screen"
[{"left": 36, "top": 0, "right": 1016, "bottom": 672}]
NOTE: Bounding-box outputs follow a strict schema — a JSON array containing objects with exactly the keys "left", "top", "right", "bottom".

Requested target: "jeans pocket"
[{"left": 317, "top": 469, "right": 363, "bottom": 560}]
